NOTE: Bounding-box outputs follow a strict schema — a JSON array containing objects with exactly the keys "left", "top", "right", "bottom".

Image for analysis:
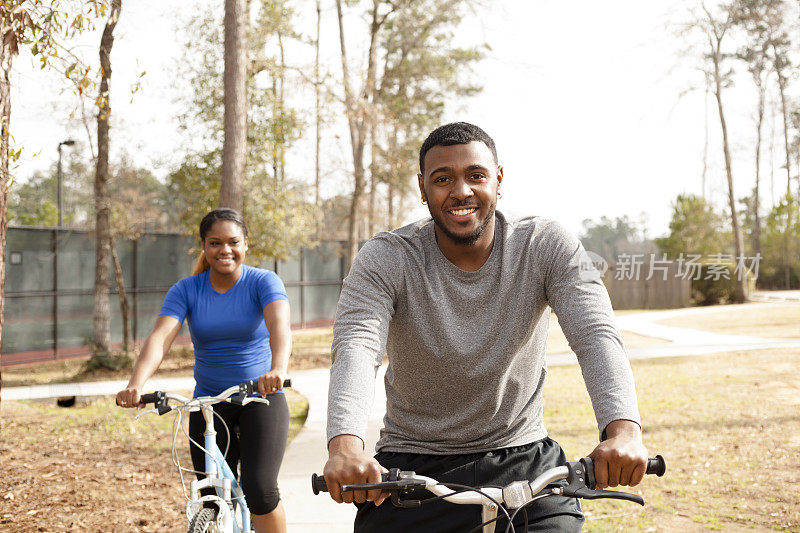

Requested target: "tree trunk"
[
  {"left": 336, "top": 0, "right": 381, "bottom": 269},
  {"left": 0, "top": 34, "right": 13, "bottom": 404},
  {"left": 776, "top": 69, "right": 792, "bottom": 288},
  {"left": 753, "top": 74, "right": 765, "bottom": 259},
  {"left": 776, "top": 69, "right": 792, "bottom": 196},
  {"left": 315, "top": 0, "right": 322, "bottom": 239},
  {"left": 278, "top": 28, "right": 285, "bottom": 184},
  {"left": 368, "top": 127, "right": 378, "bottom": 236},
  {"left": 93, "top": 0, "right": 121, "bottom": 355},
  {"left": 388, "top": 178, "right": 394, "bottom": 229},
  {"left": 387, "top": 124, "right": 399, "bottom": 229},
  {"left": 220, "top": 0, "right": 247, "bottom": 211},
  {"left": 711, "top": 36, "right": 747, "bottom": 303},
  {"left": 702, "top": 82, "right": 709, "bottom": 199},
  {"left": 110, "top": 241, "right": 130, "bottom": 354},
  {"left": 271, "top": 76, "right": 278, "bottom": 183},
  {"left": 346, "top": 145, "right": 366, "bottom": 269}
]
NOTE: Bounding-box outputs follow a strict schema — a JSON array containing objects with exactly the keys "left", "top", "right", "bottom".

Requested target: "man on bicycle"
[{"left": 323, "top": 122, "right": 648, "bottom": 531}]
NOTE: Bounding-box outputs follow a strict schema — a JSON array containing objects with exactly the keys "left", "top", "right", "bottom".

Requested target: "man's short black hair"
[{"left": 419, "top": 122, "right": 498, "bottom": 175}]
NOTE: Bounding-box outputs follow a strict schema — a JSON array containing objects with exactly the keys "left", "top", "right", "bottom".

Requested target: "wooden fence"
[{"left": 602, "top": 261, "right": 691, "bottom": 310}]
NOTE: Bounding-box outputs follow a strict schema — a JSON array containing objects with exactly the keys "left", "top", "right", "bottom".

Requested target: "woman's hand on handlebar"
[
  {"left": 324, "top": 434, "right": 389, "bottom": 506},
  {"left": 258, "top": 370, "right": 287, "bottom": 396},
  {"left": 116, "top": 387, "right": 142, "bottom": 408},
  {"left": 589, "top": 419, "right": 648, "bottom": 489}
]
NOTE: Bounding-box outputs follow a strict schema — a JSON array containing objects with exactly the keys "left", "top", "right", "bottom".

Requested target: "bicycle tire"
[{"left": 188, "top": 507, "right": 218, "bottom": 533}]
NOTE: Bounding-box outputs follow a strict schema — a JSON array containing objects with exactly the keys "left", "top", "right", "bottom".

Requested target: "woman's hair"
[{"left": 191, "top": 208, "right": 249, "bottom": 276}]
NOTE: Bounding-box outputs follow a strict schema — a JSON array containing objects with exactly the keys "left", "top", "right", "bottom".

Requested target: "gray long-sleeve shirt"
[{"left": 327, "top": 211, "right": 640, "bottom": 454}]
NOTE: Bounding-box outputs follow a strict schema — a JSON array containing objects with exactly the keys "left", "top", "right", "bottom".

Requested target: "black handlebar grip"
[
  {"left": 646, "top": 455, "right": 666, "bottom": 477},
  {"left": 311, "top": 472, "right": 395, "bottom": 494},
  {"left": 311, "top": 473, "right": 328, "bottom": 495},
  {"left": 139, "top": 392, "right": 159, "bottom": 404},
  {"left": 245, "top": 378, "right": 293, "bottom": 391}
]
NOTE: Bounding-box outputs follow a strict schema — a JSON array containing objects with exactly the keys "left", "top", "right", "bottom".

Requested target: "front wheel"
[{"left": 188, "top": 507, "right": 218, "bottom": 533}]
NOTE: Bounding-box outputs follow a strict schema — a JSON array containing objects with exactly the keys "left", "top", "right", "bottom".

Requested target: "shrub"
[{"left": 691, "top": 263, "right": 756, "bottom": 305}]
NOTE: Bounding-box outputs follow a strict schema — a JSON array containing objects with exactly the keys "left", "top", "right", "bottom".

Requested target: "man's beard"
[{"left": 430, "top": 200, "right": 496, "bottom": 246}]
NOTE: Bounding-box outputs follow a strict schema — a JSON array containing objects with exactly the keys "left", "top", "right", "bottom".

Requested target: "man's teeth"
[{"left": 450, "top": 207, "right": 477, "bottom": 216}]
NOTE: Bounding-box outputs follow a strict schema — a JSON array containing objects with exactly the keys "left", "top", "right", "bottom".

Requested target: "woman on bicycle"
[{"left": 116, "top": 207, "right": 291, "bottom": 533}]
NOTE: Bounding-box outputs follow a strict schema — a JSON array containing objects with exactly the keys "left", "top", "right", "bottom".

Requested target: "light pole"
[
  {"left": 57, "top": 139, "right": 75, "bottom": 227},
  {"left": 54, "top": 139, "right": 74, "bottom": 361}
]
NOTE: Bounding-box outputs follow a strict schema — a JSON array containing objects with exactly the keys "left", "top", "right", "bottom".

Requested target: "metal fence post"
[
  {"left": 300, "top": 247, "right": 306, "bottom": 327},
  {"left": 132, "top": 237, "right": 138, "bottom": 342},
  {"left": 52, "top": 228, "right": 59, "bottom": 359}
]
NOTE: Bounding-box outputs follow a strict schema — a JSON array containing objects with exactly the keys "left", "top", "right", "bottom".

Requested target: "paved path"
[
  {"left": 3, "top": 376, "right": 196, "bottom": 401},
  {"left": 5, "top": 302, "right": 800, "bottom": 531},
  {"left": 617, "top": 303, "right": 800, "bottom": 358},
  {"left": 751, "top": 289, "right": 800, "bottom": 303}
]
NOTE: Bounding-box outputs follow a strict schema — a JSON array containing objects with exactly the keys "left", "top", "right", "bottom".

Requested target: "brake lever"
[
  {"left": 341, "top": 469, "right": 426, "bottom": 509},
  {"left": 242, "top": 397, "right": 271, "bottom": 406},
  {"left": 560, "top": 486, "right": 644, "bottom": 505},
  {"left": 134, "top": 408, "right": 158, "bottom": 420},
  {"left": 560, "top": 459, "right": 645, "bottom": 506}
]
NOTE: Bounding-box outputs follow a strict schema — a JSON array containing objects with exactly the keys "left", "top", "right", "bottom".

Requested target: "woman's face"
[{"left": 203, "top": 220, "right": 248, "bottom": 276}]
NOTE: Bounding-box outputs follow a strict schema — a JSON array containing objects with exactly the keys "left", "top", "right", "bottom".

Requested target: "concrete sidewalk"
[
  {"left": 751, "top": 289, "right": 800, "bottom": 303},
  {"left": 278, "top": 366, "right": 388, "bottom": 531},
  {"left": 5, "top": 303, "right": 800, "bottom": 531},
  {"left": 617, "top": 303, "right": 800, "bottom": 358},
  {"left": 3, "top": 376, "right": 196, "bottom": 402}
]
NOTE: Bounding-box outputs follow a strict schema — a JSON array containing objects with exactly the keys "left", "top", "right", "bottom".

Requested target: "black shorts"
[
  {"left": 188, "top": 393, "right": 289, "bottom": 515},
  {"left": 354, "top": 437, "right": 584, "bottom": 533}
]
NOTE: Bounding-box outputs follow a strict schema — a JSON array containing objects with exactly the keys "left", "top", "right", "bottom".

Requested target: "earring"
[{"left": 421, "top": 199, "right": 427, "bottom": 205}]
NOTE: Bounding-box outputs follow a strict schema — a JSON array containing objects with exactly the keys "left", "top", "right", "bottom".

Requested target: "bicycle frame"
[
  {"left": 188, "top": 403, "right": 252, "bottom": 533},
  {"left": 135, "top": 381, "right": 281, "bottom": 533}
]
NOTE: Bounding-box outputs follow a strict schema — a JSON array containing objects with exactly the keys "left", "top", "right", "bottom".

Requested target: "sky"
[{"left": 9, "top": 0, "right": 785, "bottom": 238}]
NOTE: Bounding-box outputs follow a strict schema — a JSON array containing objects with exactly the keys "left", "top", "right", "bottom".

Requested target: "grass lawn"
[
  {"left": 657, "top": 303, "right": 800, "bottom": 339},
  {"left": 545, "top": 348, "right": 799, "bottom": 532}
]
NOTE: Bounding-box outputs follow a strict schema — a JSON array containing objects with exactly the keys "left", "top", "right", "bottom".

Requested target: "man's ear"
[{"left": 417, "top": 173, "right": 426, "bottom": 203}]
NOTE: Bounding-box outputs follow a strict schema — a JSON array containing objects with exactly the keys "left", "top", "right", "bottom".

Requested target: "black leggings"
[{"left": 188, "top": 393, "right": 289, "bottom": 515}]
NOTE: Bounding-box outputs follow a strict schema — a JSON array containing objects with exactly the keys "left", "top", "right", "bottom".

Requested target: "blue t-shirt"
[{"left": 159, "top": 265, "right": 288, "bottom": 397}]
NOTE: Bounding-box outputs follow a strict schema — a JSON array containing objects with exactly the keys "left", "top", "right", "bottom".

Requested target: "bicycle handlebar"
[
  {"left": 311, "top": 455, "right": 666, "bottom": 508},
  {"left": 136, "top": 378, "right": 292, "bottom": 415}
]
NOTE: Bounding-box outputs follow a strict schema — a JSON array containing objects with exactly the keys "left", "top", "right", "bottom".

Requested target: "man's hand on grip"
[
  {"left": 324, "top": 434, "right": 388, "bottom": 506},
  {"left": 589, "top": 419, "right": 648, "bottom": 489}
]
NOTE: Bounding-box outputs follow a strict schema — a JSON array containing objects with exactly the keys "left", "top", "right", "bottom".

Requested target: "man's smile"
[{"left": 445, "top": 205, "right": 479, "bottom": 220}]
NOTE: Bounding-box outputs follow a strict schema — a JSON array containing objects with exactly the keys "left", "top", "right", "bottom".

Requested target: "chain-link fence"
[{"left": 3, "top": 226, "right": 346, "bottom": 365}]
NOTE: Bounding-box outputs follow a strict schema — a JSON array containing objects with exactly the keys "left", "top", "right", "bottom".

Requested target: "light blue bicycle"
[{"left": 137, "top": 379, "right": 289, "bottom": 533}]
